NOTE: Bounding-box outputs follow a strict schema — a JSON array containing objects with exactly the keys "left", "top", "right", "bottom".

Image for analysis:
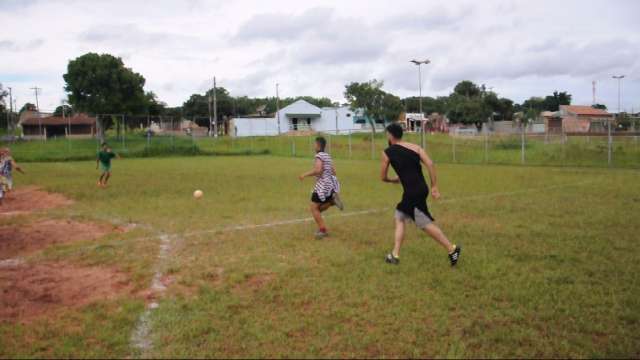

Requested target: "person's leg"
[
  {"left": 318, "top": 202, "right": 332, "bottom": 212},
  {"left": 98, "top": 172, "right": 106, "bottom": 186},
  {"left": 103, "top": 171, "right": 111, "bottom": 186},
  {"left": 392, "top": 217, "right": 405, "bottom": 258},
  {"left": 310, "top": 202, "right": 327, "bottom": 232},
  {"left": 423, "top": 223, "right": 455, "bottom": 253}
]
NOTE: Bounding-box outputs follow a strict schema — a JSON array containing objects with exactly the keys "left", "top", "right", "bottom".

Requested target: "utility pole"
[
  {"left": 213, "top": 77, "right": 218, "bottom": 137},
  {"left": 276, "top": 83, "right": 281, "bottom": 134},
  {"left": 7, "top": 87, "right": 12, "bottom": 133},
  {"left": 410, "top": 59, "right": 430, "bottom": 149},
  {"left": 30, "top": 86, "right": 42, "bottom": 138}
]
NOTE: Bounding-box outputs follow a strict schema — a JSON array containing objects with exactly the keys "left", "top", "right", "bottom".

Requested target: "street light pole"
[
  {"left": 612, "top": 75, "right": 624, "bottom": 114},
  {"left": 410, "top": 59, "right": 430, "bottom": 148}
]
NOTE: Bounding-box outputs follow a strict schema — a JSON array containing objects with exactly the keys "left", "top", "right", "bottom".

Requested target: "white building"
[{"left": 230, "top": 99, "right": 370, "bottom": 137}]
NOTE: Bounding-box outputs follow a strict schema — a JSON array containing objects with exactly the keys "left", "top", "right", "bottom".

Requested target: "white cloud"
[{"left": 1, "top": 0, "right": 639, "bottom": 112}]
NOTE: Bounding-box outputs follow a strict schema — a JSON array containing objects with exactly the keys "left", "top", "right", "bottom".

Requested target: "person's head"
[
  {"left": 101, "top": 142, "right": 109, "bottom": 151},
  {"left": 315, "top": 136, "right": 327, "bottom": 153},
  {"left": 386, "top": 123, "right": 403, "bottom": 144}
]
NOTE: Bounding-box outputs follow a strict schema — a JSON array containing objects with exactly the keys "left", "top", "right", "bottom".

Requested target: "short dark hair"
[
  {"left": 315, "top": 136, "right": 327, "bottom": 151},
  {"left": 386, "top": 123, "right": 403, "bottom": 139},
  {"left": 101, "top": 142, "right": 108, "bottom": 147}
]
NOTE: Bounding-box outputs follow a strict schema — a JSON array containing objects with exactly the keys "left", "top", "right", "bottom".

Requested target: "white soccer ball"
[{"left": 193, "top": 190, "right": 203, "bottom": 199}]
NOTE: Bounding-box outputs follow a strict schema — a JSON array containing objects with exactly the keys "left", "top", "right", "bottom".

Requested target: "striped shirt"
[{"left": 313, "top": 152, "right": 340, "bottom": 201}]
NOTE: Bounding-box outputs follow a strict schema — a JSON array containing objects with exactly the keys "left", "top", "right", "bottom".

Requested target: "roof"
[
  {"left": 21, "top": 114, "right": 96, "bottom": 126},
  {"left": 560, "top": 105, "right": 612, "bottom": 117},
  {"left": 279, "top": 99, "right": 322, "bottom": 116}
]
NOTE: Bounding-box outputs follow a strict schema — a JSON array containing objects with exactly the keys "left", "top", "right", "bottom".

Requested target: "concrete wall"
[{"left": 230, "top": 117, "right": 280, "bottom": 137}]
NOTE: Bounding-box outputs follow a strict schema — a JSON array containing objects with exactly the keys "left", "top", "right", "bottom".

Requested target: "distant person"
[
  {"left": 380, "top": 123, "right": 461, "bottom": 266},
  {"left": 96, "top": 143, "right": 120, "bottom": 188},
  {"left": 299, "top": 136, "right": 343, "bottom": 239},
  {"left": 0, "top": 147, "right": 25, "bottom": 193}
]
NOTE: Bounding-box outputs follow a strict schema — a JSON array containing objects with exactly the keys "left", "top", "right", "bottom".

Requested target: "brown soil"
[
  {"left": 234, "top": 273, "right": 275, "bottom": 293},
  {"left": 0, "top": 262, "right": 132, "bottom": 323},
  {"left": 0, "top": 186, "right": 73, "bottom": 215},
  {"left": 0, "top": 219, "right": 115, "bottom": 259}
]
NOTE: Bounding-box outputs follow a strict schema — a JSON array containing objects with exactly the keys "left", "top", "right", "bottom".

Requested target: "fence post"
[
  {"left": 521, "top": 123, "right": 525, "bottom": 165},
  {"left": 121, "top": 115, "right": 126, "bottom": 151},
  {"left": 292, "top": 138, "right": 296, "bottom": 157},
  {"left": 348, "top": 130, "right": 352, "bottom": 159},
  {"left": 452, "top": 132, "right": 456, "bottom": 163},
  {"left": 484, "top": 132, "right": 489, "bottom": 163},
  {"left": 608, "top": 119, "right": 612, "bottom": 167},
  {"left": 371, "top": 132, "right": 375, "bottom": 160}
]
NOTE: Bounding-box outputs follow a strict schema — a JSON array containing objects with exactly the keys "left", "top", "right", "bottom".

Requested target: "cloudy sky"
[{"left": 1, "top": 0, "right": 639, "bottom": 112}]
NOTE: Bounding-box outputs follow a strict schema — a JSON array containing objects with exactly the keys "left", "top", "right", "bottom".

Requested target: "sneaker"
[
  {"left": 331, "top": 193, "right": 344, "bottom": 211},
  {"left": 448, "top": 245, "right": 461, "bottom": 266},
  {"left": 385, "top": 253, "right": 400, "bottom": 265},
  {"left": 315, "top": 230, "right": 329, "bottom": 239}
]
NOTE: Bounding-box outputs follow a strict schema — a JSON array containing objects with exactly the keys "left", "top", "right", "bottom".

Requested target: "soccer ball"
[{"left": 193, "top": 190, "right": 203, "bottom": 199}]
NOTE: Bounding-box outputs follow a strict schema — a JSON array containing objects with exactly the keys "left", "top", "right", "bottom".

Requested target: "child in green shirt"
[{"left": 96, "top": 143, "right": 120, "bottom": 187}]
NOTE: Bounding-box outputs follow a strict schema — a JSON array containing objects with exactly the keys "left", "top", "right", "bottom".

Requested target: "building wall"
[
  {"left": 230, "top": 117, "right": 280, "bottom": 137},
  {"left": 316, "top": 107, "right": 364, "bottom": 134}
]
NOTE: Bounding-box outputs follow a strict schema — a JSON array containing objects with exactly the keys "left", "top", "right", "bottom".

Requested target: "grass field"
[{"left": 1, "top": 155, "right": 639, "bottom": 358}]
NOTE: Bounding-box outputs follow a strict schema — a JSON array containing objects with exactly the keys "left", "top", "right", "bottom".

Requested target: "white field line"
[
  {"left": 178, "top": 180, "right": 593, "bottom": 239},
  {"left": 130, "top": 233, "right": 173, "bottom": 356},
  {"left": 125, "top": 179, "right": 590, "bottom": 355}
]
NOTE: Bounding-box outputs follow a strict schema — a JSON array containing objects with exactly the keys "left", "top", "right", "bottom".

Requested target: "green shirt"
[{"left": 98, "top": 151, "right": 116, "bottom": 166}]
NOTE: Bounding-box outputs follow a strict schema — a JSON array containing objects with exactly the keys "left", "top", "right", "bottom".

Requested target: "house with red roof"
[
  {"left": 552, "top": 105, "right": 613, "bottom": 133},
  {"left": 20, "top": 114, "right": 97, "bottom": 139}
]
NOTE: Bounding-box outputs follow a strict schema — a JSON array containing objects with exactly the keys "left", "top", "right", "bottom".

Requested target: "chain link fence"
[{"left": 3, "top": 114, "right": 639, "bottom": 169}]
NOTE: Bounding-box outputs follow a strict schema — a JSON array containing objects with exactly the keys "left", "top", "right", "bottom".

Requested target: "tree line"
[{"left": 3, "top": 52, "right": 598, "bottom": 134}]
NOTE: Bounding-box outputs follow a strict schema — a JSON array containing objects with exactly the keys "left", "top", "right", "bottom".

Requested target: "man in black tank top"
[{"left": 380, "top": 123, "right": 461, "bottom": 266}]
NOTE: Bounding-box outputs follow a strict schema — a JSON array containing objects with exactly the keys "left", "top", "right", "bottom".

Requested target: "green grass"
[
  {"left": 1, "top": 156, "right": 639, "bottom": 358},
  {"left": 5, "top": 132, "right": 640, "bottom": 168}
]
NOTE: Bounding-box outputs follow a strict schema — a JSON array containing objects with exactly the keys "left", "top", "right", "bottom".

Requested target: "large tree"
[
  {"left": 453, "top": 80, "right": 481, "bottom": 98},
  {"left": 53, "top": 104, "right": 73, "bottom": 117},
  {"left": 542, "top": 91, "right": 572, "bottom": 111},
  {"left": 20, "top": 103, "right": 37, "bottom": 113},
  {"left": 344, "top": 79, "right": 402, "bottom": 133},
  {"left": 63, "top": 53, "right": 147, "bottom": 138},
  {"left": 0, "top": 83, "right": 7, "bottom": 109}
]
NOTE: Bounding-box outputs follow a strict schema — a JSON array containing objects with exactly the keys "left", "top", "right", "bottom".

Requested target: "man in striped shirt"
[{"left": 299, "top": 136, "right": 343, "bottom": 239}]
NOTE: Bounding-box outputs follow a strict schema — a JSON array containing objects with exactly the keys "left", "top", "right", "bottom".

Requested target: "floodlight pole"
[
  {"left": 411, "top": 59, "right": 430, "bottom": 148},
  {"left": 611, "top": 75, "right": 625, "bottom": 167}
]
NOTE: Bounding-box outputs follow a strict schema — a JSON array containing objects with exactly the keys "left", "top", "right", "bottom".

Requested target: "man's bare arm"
[
  {"left": 380, "top": 152, "right": 399, "bottom": 183},
  {"left": 418, "top": 148, "right": 440, "bottom": 198}
]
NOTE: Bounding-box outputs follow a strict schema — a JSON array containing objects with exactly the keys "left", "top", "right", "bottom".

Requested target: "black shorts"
[{"left": 311, "top": 191, "right": 334, "bottom": 204}]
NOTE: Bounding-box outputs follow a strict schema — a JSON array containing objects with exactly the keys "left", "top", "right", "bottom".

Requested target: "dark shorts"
[{"left": 311, "top": 191, "right": 334, "bottom": 204}]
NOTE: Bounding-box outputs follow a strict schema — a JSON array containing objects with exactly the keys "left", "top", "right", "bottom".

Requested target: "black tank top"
[{"left": 384, "top": 144, "right": 433, "bottom": 220}]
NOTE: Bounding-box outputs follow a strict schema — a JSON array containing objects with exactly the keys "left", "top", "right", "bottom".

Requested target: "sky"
[{"left": 1, "top": 0, "right": 639, "bottom": 113}]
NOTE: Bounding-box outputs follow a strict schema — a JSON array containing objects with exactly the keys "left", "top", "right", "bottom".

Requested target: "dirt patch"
[
  {"left": 0, "top": 262, "right": 132, "bottom": 323},
  {"left": 234, "top": 273, "right": 275, "bottom": 293},
  {"left": 0, "top": 219, "right": 115, "bottom": 259},
  {"left": 0, "top": 186, "right": 73, "bottom": 215}
]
